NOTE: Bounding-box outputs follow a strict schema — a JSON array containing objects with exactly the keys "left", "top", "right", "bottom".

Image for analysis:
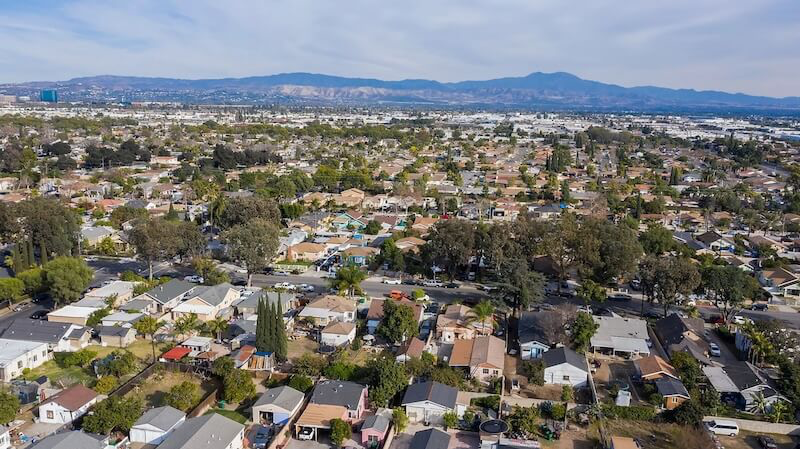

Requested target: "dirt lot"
[
  {"left": 591, "top": 358, "right": 640, "bottom": 404},
  {"left": 595, "top": 420, "right": 715, "bottom": 449},
  {"left": 125, "top": 370, "right": 216, "bottom": 408},
  {"left": 719, "top": 431, "right": 797, "bottom": 449},
  {"left": 288, "top": 336, "right": 319, "bottom": 360}
]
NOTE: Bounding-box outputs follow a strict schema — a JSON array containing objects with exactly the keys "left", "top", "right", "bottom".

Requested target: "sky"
[{"left": 1, "top": 0, "right": 798, "bottom": 97}]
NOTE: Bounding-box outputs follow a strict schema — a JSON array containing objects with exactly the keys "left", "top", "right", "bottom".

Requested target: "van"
[{"left": 705, "top": 419, "right": 739, "bottom": 436}]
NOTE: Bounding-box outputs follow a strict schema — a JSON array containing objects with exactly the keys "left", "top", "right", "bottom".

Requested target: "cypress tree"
[
  {"left": 256, "top": 299, "right": 268, "bottom": 352},
  {"left": 20, "top": 241, "right": 30, "bottom": 270},
  {"left": 40, "top": 240, "right": 48, "bottom": 265},
  {"left": 274, "top": 300, "right": 288, "bottom": 362},
  {"left": 266, "top": 301, "right": 277, "bottom": 353},
  {"left": 26, "top": 239, "right": 35, "bottom": 267},
  {"left": 11, "top": 245, "right": 22, "bottom": 274}
]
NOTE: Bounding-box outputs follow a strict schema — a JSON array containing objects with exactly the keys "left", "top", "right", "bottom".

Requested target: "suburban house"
[
  {"left": 234, "top": 290, "right": 296, "bottom": 318},
  {"left": 98, "top": 326, "right": 137, "bottom": 347},
  {"left": 401, "top": 381, "right": 463, "bottom": 425},
  {"left": 590, "top": 316, "right": 651, "bottom": 358},
  {"left": 297, "top": 295, "right": 355, "bottom": 326},
  {"left": 119, "top": 297, "right": 158, "bottom": 315},
  {"left": 38, "top": 384, "right": 99, "bottom": 425},
  {"left": 25, "top": 431, "right": 107, "bottom": 449},
  {"left": 130, "top": 405, "right": 186, "bottom": 445},
  {"left": 135, "top": 279, "right": 197, "bottom": 313},
  {"left": 83, "top": 281, "right": 137, "bottom": 305},
  {"left": 156, "top": 413, "right": 245, "bottom": 449},
  {"left": 341, "top": 246, "right": 379, "bottom": 266},
  {"left": 448, "top": 335, "right": 505, "bottom": 382},
  {"left": 360, "top": 408, "right": 392, "bottom": 449},
  {"left": 518, "top": 310, "right": 561, "bottom": 360},
  {"left": 170, "top": 283, "right": 239, "bottom": 321},
  {"left": 396, "top": 337, "right": 426, "bottom": 362},
  {"left": 654, "top": 314, "right": 710, "bottom": 363},
  {"left": 409, "top": 429, "right": 451, "bottom": 449},
  {"left": 287, "top": 242, "right": 328, "bottom": 262},
  {"left": 46, "top": 305, "right": 99, "bottom": 326},
  {"left": 308, "top": 380, "right": 368, "bottom": 422},
  {"left": 320, "top": 321, "right": 357, "bottom": 347},
  {"left": 101, "top": 311, "right": 144, "bottom": 328},
  {"left": 759, "top": 267, "right": 800, "bottom": 303},
  {"left": 251, "top": 385, "right": 305, "bottom": 425},
  {"left": 436, "top": 304, "right": 492, "bottom": 343},
  {"left": 703, "top": 362, "right": 786, "bottom": 412},
  {"left": 542, "top": 347, "right": 589, "bottom": 387},
  {"left": 695, "top": 231, "right": 736, "bottom": 252},
  {"left": 295, "top": 404, "right": 348, "bottom": 441},
  {"left": 655, "top": 377, "right": 690, "bottom": 410},
  {"left": 634, "top": 355, "right": 679, "bottom": 382},
  {"left": 0, "top": 425, "right": 9, "bottom": 449},
  {"left": 0, "top": 339, "right": 49, "bottom": 382},
  {"left": 366, "top": 298, "right": 423, "bottom": 335},
  {"left": 0, "top": 319, "right": 90, "bottom": 352}
]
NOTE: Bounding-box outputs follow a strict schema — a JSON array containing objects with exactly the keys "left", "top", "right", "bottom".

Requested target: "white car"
[
  {"left": 298, "top": 284, "right": 315, "bottom": 292},
  {"left": 423, "top": 280, "right": 444, "bottom": 287},
  {"left": 383, "top": 278, "right": 401, "bottom": 285},
  {"left": 297, "top": 428, "right": 315, "bottom": 441},
  {"left": 709, "top": 342, "right": 721, "bottom": 357},
  {"left": 184, "top": 275, "right": 204, "bottom": 284},
  {"left": 274, "top": 282, "right": 296, "bottom": 291},
  {"left": 273, "top": 270, "right": 290, "bottom": 277},
  {"left": 732, "top": 315, "right": 749, "bottom": 325}
]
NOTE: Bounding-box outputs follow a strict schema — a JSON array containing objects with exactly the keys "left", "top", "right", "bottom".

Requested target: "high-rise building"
[
  {"left": 40, "top": 89, "right": 58, "bottom": 103},
  {"left": 0, "top": 94, "right": 16, "bottom": 104}
]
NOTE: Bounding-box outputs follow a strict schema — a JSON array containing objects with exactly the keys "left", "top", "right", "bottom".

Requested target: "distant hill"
[{"left": 3, "top": 71, "right": 799, "bottom": 112}]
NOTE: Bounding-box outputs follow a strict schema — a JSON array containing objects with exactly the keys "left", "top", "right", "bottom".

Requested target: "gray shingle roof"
[
  {"left": 0, "top": 319, "right": 83, "bottom": 344},
  {"left": 189, "top": 283, "right": 235, "bottom": 306},
  {"left": 361, "top": 413, "right": 390, "bottom": 433},
  {"left": 518, "top": 310, "right": 558, "bottom": 346},
  {"left": 29, "top": 431, "right": 106, "bottom": 449},
  {"left": 157, "top": 413, "right": 244, "bottom": 449},
  {"left": 410, "top": 429, "right": 451, "bottom": 449},
  {"left": 401, "top": 381, "right": 457, "bottom": 409},
  {"left": 143, "top": 279, "right": 197, "bottom": 305},
  {"left": 98, "top": 326, "right": 135, "bottom": 338},
  {"left": 542, "top": 347, "right": 588, "bottom": 372},
  {"left": 310, "top": 380, "right": 366, "bottom": 410},
  {"left": 252, "top": 385, "right": 304, "bottom": 414},
  {"left": 133, "top": 405, "right": 186, "bottom": 432},
  {"left": 655, "top": 377, "right": 690, "bottom": 397}
]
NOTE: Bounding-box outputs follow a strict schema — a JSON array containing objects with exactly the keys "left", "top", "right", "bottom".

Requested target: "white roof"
[
  {"left": 182, "top": 336, "right": 213, "bottom": 347},
  {"left": 102, "top": 311, "right": 143, "bottom": 323},
  {"left": 0, "top": 339, "right": 47, "bottom": 367},
  {"left": 84, "top": 281, "right": 136, "bottom": 299},
  {"left": 48, "top": 305, "right": 101, "bottom": 318},
  {"left": 297, "top": 307, "right": 332, "bottom": 319},
  {"left": 593, "top": 316, "right": 649, "bottom": 339},
  {"left": 590, "top": 335, "right": 651, "bottom": 355},
  {"left": 171, "top": 302, "right": 215, "bottom": 316},
  {"left": 703, "top": 366, "right": 739, "bottom": 393}
]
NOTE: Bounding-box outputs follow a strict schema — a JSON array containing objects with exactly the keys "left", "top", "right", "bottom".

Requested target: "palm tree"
[
  {"left": 330, "top": 265, "right": 367, "bottom": 301},
  {"left": 751, "top": 391, "right": 769, "bottom": 415},
  {"left": 205, "top": 318, "right": 229, "bottom": 342},
  {"left": 467, "top": 301, "right": 495, "bottom": 334},
  {"left": 769, "top": 400, "right": 787, "bottom": 423},
  {"left": 133, "top": 316, "right": 165, "bottom": 362},
  {"left": 174, "top": 313, "right": 199, "bottom": 340}
]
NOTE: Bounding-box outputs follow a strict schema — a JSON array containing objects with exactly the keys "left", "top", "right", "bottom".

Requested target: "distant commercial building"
[
  {"left": 0, "top": 94, "right": 15, "bottom": 104},
  {"left": 40, "top": 89, "right": 58, "bottom": 103}
]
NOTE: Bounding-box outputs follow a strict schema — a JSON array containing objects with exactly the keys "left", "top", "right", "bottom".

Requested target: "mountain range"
[{"left": 3, "top": 71, "right": 799, "bottom": 112}]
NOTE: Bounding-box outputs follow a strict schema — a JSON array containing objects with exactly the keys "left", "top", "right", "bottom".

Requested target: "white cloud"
[{"left": 0, "top": 0, "right": 797, "bottom": 96}]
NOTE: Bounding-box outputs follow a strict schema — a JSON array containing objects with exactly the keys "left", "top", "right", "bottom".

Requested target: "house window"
[
  {"left": 368, "top": 435, "right": 379, "bottom": 443},
  {"left": 483, "top": 369, "right": 489, "bottom": 374},
  {"left": 46, "top": 410, "right": 54, "bottom": 419},
  {"left": 562, "top": 375, "right": 570, "bottom": 381},
  {"left": 17, "top": 361, "right": 22, "bottom": 368}
]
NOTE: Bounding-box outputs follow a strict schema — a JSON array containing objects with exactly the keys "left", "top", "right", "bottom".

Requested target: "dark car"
[
  {"left": 402, "top": 278, "right": 419, "bottom": 285},
  {"left": 30, "top": 310, "right": 49, "bottom": 320},
  {"left": 609, "top": 293, "right": 633, "bottom": 302},
  {"left": 643, "top": 310, "right": 662, "bottom": 320},
  {"left": 444, "top": 282, "right": 460, "bottom": 289},
  {"left": 758, "top": 435, "right": 778, "bottom": 449},
  {"left": 751, "top": 303, "right": 769, "bottom": 311},
  {"left": 595, "top": 307, "right": 615, "bottom": 317}
]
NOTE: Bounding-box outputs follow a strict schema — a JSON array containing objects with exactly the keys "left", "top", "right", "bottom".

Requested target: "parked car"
[
  {"left": 732, "top": 315, "right": 750, "bottom": 325},
  {"left": 30, "top": 310, "right": 49, "bottom": 320},
  {"left": 252, "top": 426, "right": 273, "bottom": 449},
  {"left": 423, "top": 279, "right": 444, "bottom": 287},
  {"left": 629, "top": 279, "right": 641, "bottom": 290},
  {"left": 609, "top": 293, "right": 632, "bottom": 302},
  {"left": 709, "top": 343, "right": 721, "bottom": 357},
  {"left": 643, "top": 310, "right": 662, "bottom": 320},
  {"left": 274, "top": 282, "right": 296, "bottom": 290},
  {"left": 751, "top": 303, "right": 769, "bottom": 311},
  {"left": 298, "top": 427, "right": 315, "bottom": 441},
  {"left": 595, "top": 307, "right": 615, "bottom": 317},
  {"left": 757, "top": 435, "right": 778, "bottom": 449},
  {"left": 298, "top": 284, "right": 315, "bottom": 292},
  {"left": 383, "top": 278, "right": 401, "bottom": 285},
  {"left": 705, "top": 419, "right": 739, "bottom": 437},
  {"left": 184, "top": 275, "right": 204, "bottom": 283},
  {"left": 444, "top": 282, "right": 460, "bottom": 289},
  {"left": 402, "top": 278, "right": 419, "bottom": 285},
  {"left": 273, "top": 270, "right": 290, "bottom": 277}
]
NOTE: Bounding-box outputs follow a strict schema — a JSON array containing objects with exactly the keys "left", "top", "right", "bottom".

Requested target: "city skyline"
[{"left": 1, "top": 0, "right": 799, "bottom": 97}]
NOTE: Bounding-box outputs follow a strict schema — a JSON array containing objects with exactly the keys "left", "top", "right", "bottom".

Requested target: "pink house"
[{"left": 360, "top": 408, "right": 392, "bottom": 448}]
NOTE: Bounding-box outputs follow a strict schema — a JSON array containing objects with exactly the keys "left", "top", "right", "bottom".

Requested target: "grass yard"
[
  {"left": 592, "top": 420, "right": 713, "bottom": 449},
  {"left": 205, "top": 408, "right": 249, "bottom": 424},
  {"left": 288, "top": 336, "right": 319, "bottom": 360},
  {"left": 125, "top": 370, "right": 216, "bottom": 408},
  {"left": 21, "top": 361, "right": 96, "bottom": 386},
  {"left": 86, "top": 339, "right": 168, "bottom": 361}
]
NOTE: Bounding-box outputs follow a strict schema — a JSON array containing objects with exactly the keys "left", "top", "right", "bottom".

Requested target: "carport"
[{"left": 294, "top": 404, "right": 347, "bottom": 441}]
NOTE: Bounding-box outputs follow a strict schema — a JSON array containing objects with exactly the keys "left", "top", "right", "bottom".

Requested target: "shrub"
[
  {"left": 288, "top": 375, "right": 313, "bottom": 392},
  {"left": 94, "top": 376, "right": 118, "bottom": 394},
  {"left": 164, "top": 381, "right": 201, "bottom": 411},
  {"left": 330, "top": 418, "right": 351, "bottom": 447},
  {"left": 519, "top": 360, "right": 545, "bottom": 385},
  {"left": 600, "top": 404, "right": 657, "bottom": 421},
  {"left": 54, "top": 349, "right": 97, "bottom": 368},
  {"left": 470, "top": 395, "right": 500, "bottom": 411}
]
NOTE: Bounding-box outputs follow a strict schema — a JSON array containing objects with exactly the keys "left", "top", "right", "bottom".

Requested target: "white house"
[
  {"left": 157, "top": 413, "right": 245, "bottom": 449},
  {"left": 401, "top": 381, "right": 465, "bottom": 425},
  {"left": 320, "top": 321, "right": 356, "bottom": 347},
  {"left": 297, "top": 295, "right": 355, "bottom": 326},
  {"left": 542, "top": 347, "right": 590, "bottom": 388},
  {"left": 0, "top": 425, "right": 10, "bottom": 449},
  {"left": 170, "top": 283, "right": 239, "bottom": 321},
  {"left": 0, "top": 339, "right": 49, "bottom": 382},
  {"left": 130, "top": 406, "right": 186, "bottom": 445},
  {"left": 38, "top": 384, "right": 99, "bottom": 425}
]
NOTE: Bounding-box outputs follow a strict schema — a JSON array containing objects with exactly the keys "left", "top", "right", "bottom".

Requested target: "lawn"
[
  {"left": 125, "top": 370, "right": 217, "bottom": 408},
  {"left": 205, "top": 408, "right": 250, "bottom": 424}
]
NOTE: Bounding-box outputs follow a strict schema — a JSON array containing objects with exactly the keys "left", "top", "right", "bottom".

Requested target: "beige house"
[
  {"left": 47, "top": 306, "right": 100, "bottom": 326},
  {"left": 297, "top": 295, "right": 355, "bottom": 326},
  {"left": 449, "top": 335, "right": 505, "bottom": 382},
  {"left": 436, "top": 304, "right": 493, "bottom": 343},
  {"left": 287, "top": 242, "right": 327, "bottom": 262},
  {"left": 170, "top": 283, "right": 239, "bottom": 321}
]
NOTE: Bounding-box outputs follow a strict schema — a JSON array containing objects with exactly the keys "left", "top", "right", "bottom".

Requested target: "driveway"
[{"left": 704, "top": 324, "right": 741, "bottom": 366}]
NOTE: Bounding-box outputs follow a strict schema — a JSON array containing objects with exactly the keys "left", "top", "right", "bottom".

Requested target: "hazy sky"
[{"left": 1, "top": 0, "right": 798, "bottom": 97}]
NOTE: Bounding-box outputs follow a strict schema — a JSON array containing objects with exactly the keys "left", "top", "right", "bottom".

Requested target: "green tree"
[
  {"left": 13, "top": 197, "right": 80, "bottom": 257},
  {"left": 378, "top": 300, "right": 419, "bottom": 343},
  {"left": 222, "top": 219, "right": 280, "bottom": 286},
  {"left": 0, "top": 278, "right": 24, "bottom": 307},
  {"left": 425, "top": 220, "right": 475, "bottom": 280},
  {"left": 329, "top": 265, "right": 367, "bottom": 300},
  {"left": 223, "top": 369, "right": 256, "bottom": 403},
  {"left": 703, "top": 265, "right": 760, "bottom": 323},
  {"left": 211, "top": 355, "right": 235, "bottom": 379},
  {"left": 467, "top": 301, "right": 495, "bottom": 333},
  {"left": 366, "top": 355, "right": 409, "bottom": 407},
  {"left": 442, "top": 411, "right": 458, "bottom": 430},
  {"left": 43, "top": 256, "right": 93, "bottom": 305},
  {"left": 82, "top": 396, "right": 143, "bottom": 434},
  {"left": 288, "top": 375, "right": 313, "bottom": 392},
  {"left": 16, "top": 267, "right": 45, "bottom": 296},
  {"left": 293, "top": 354, "right": 327, "bottom": 376},
  {"left": 97, "top": 350, "right": 139, "bottom": 377},
  {"left": 671, "top": 399, "right": 704, "bottom": 426},
  {"left": 205, "top": 317, "right": 229, "bottom": 342},
  {"left": 219, "top": 196, "right": 280, "bottom": 230},
  {"left": 392, "top": 408, "right": 409, "bottom": 433},
  {"left": 364, "top": 220, "right": 382, "bottom": 235},
  {"left": 561, "top": 385, "right": 574, "bottom": 402},
  {"left": 670, "top": 351, "right": 703, "bottom": 390},
  {"left": 576, "top": 280, "right": 606, "bottom": 305},
  {"left": 508, "top": 406, "right": 539, "bottom": 435},
  {"left": 94, "top": 376, "right": 118, "bottom": 394},
  {"left": 129, "top": 218, "right": 188, "bottom": 280},
  {"left": 256, "top": 298, "right": 270, "bottom": 352},
  {"left": 164, "top": 381, "right": 201, "bottom": 411},
  {"left": 639, "top": 224, "right": 674, "bottom": 255},
  {"left": 173, "top": 313, "right": 199, "bottom": 339},
  {"left": 571, "top": 312, "right": 598, "bottom": 353},
  {"left": 330, "top": 418, "right": 351, "bottom": 447},
  {"left": 0, "top": 390, "right": 20, "bottom": 424},
  {"left": 273, "top": 300, "right": 288, "bottom": 361},
  {"left": 133, "top": 316, "right": 165, "bottom": 362},
  {"left": 86, "top": 308, "right": 111, "bottom": 327}
]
